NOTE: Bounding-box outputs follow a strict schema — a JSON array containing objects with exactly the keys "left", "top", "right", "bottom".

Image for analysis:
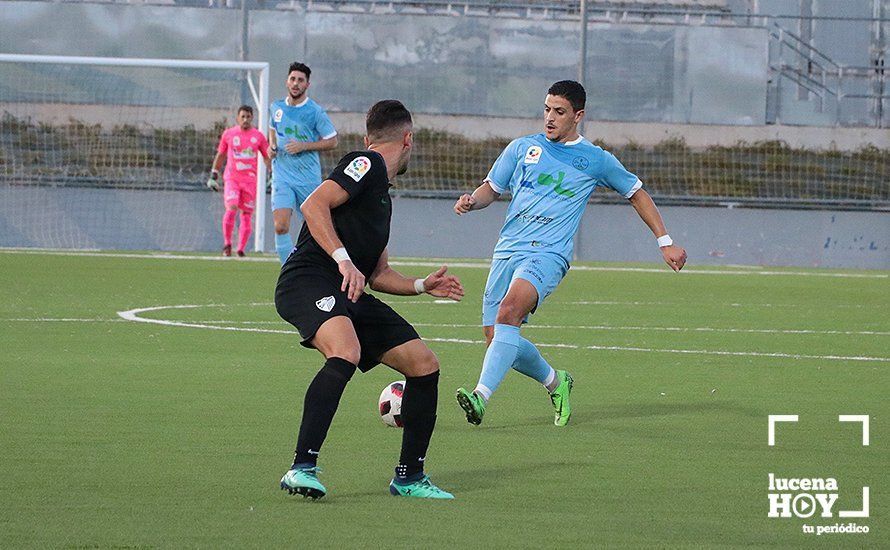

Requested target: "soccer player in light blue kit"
[
  {"left": 269, "top": 62, "right": 339, "bottom": 264},
  {"left": 454, "top": 81, "right": 687, "bottom": 426}
]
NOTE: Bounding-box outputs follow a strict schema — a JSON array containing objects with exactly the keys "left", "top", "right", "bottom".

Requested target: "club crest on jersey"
[
  {"left": 524, "top": 146, "right": 542, "bottom": 165},
  {"left": 344, "top": 156, "right": 371, "bottom": 182},
  {"left": 316, "top": 296, "right": 336, "bottom": 312},
  {"left": 233, "top": 136, "right": 241, "bottom": 147},
  {"left": 273, "top": 108, "right": 283, "bottom": 123},
  {"left": 250, "top": 136, "right": 257, "bottom": 144}
]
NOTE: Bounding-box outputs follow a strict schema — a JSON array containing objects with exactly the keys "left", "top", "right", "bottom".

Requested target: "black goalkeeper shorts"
[{"left": 275, "top": 262, "right": 420, "bottom": 372}]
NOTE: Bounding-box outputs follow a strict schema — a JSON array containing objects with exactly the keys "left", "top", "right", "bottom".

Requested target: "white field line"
[
  {"left": 0, "top": 317, "right": 123, "bottom": 322},
  {"left": 114, "top": 303, "right": 890, "bottom": 363},
  {"left": 388, "top": 299, "right": 885, "bottom": 309},
  {"left": 117, "top": 305, "right": 297, "bottom": 334},
  {"left": 7, "top": 316, "right": 886, "bottom": 337},
  {"left": 557, "top": 300, "right": 884, "bottom": 309},
  {"left": 423, "top": 337, "right": 890, "bottom": 363},
  {"left": 186, "top": 319, "right": 889, "bottom": 337},
  {"left": 2, "top": 247, "right": 887, "bottom": 279}
]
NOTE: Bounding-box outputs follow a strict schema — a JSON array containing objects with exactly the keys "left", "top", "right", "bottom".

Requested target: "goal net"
[{"left": 0, "top": 54, "right": 269, "bottom": 251}]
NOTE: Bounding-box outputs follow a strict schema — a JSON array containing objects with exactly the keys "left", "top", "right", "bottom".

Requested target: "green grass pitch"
[{"left": 1, "top": 250, "right": 888, "bottom": 548}]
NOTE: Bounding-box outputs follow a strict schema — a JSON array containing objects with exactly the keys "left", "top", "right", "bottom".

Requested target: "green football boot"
[
  {"left": 456, "top": 387, "right": 486, "bottom": 425},
  {"left": 280, "top": 466, "right": 326, "bottom": 499},
  {"left": 550, "top": 370, "right": 574, "bottom": 426},
  {"left": 389, "top": 475, "right": 454, "bottom": 499}
]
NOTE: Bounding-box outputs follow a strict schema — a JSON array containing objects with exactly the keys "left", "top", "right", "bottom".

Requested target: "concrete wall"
[
  {"left": 391, "top": 197, "right": 890, "bottom": 270},
  {"left": 0, "top": 1, "right": 771, "bottom": 125},
  {"left": 4, "top": 186, "right": 886, "bottom": 269}
]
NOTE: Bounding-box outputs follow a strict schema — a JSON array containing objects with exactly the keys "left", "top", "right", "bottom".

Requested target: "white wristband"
[
  {"left": 657, "top": 234, "right": 673, "bottom": 248},
  {"left": 331, "top": 247, "right": 350, "bottom": 263},
  {"left": 413, "top": 278, "right": 426, "bottom": 295}
]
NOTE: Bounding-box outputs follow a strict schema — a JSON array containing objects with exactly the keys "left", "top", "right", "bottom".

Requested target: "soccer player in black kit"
[{"left": 275, "top": 100, "right": 463, "bottom": 499}]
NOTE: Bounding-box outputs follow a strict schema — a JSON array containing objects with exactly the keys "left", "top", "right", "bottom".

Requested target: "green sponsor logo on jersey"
[
  {"left": 537, "top": 171, "right": 575, "bottom": 198},
  {"left": 282, "top": 125, "right": 310, "bottom": 141}
]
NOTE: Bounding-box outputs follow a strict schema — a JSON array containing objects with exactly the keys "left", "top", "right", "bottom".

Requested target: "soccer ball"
[{"left": 378, "top": 381, "right": 405, "bottom": 428}]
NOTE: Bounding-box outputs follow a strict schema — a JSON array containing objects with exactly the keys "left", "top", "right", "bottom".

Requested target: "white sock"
[
  {"left": 474, "top": 384, "right": 492, "bottom": 402},
  {"left": 543, "top": 368, "right": 558, "bottom": 392}
]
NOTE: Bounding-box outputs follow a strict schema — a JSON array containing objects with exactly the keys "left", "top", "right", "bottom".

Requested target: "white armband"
[
  {"left": 413, "top": 278, "right": 426, "bottom": 295},
  {"left": 657, "top": 234, "right": 673, "bottom": 248},
  {"left": 331, "top": 247, "right": 351, "bottom": 263}
]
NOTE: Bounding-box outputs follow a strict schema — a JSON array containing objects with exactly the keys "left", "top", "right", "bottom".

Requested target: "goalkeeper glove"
[{"left": 207, "top": 170, "right": 220, "bottom": 191}]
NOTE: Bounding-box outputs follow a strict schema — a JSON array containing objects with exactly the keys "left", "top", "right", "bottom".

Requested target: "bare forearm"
[
  {"left": 470, "top": 182, "right": 500, "bottom": 210},
  {"left": 268, "top": 132, "right": 278, "bottom": 159},
  {"left": 629, "top": 189, "right": 667, "bottom": 237},
  {"left": 211, "top": 153, "right": 225, "bottom": 173},
  {"left": 303, "top": 136, "right": 339, "bottom": 152},
  {"left": 300, "top": 202, "right": 344, "bottom": 256},
  {"left": 369, "top": 267, "right": 421, "bottom": 295}
]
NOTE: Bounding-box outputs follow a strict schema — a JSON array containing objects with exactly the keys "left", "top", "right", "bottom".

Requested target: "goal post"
[{"left": 0, "top": 53, "right": 270, "bottom": 252}]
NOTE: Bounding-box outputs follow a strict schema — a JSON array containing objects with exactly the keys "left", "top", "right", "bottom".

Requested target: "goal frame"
[{"left": 0, "top": 53, "right": 271, "bottom": 252}]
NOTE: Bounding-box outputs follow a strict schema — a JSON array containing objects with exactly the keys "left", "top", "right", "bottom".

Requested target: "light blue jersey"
[
  {"left": 486, "top": 133, "right": 642, "bottom": 264},
  {"left": 269, "top": 97, "right": 337, "bottom": 195}
]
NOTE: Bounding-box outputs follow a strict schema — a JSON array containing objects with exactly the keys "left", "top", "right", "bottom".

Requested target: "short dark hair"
[
  {"left": 548, "top": 80, "right": 586, "bottom": 112},
  {"left": 238, "top": 104, "right": 253, "bottom": 115},
  {"left": 288, "top": 62, "right": 311, "bottom": 80},
  {"left": 366, "top": 100, "right": 413, "bottom": 143}
]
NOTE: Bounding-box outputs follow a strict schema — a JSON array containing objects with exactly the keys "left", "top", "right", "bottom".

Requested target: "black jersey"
[{"left": 290, "top": 150, "right": 392, "bottom": 278}]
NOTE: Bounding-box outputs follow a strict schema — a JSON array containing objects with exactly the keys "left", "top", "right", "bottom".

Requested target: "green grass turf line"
[{"left": 1, "top": 253, "right": 887, "bottom": 547}]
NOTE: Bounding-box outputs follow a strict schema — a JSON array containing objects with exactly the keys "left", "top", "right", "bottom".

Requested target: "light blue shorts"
[
  {"left": 482, "top": 252, "right": 568, "bottom": 327},
  {"left": 271, "top": 179, "right": 318, "bottom": 212}
]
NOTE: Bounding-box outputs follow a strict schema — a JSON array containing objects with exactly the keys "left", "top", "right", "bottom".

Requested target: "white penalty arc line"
[
  {"left": 2, "top": 248, "right": 887, "bottom": 279},
  {"left": 115, "top": 304, "right": 890, "bottom": 363},
  {"left": 116, "top": 304, "right": 297, "bottom": 335}
]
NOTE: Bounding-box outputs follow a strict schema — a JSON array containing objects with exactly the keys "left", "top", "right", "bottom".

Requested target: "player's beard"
[{"left": 397, "top": 154, "right": 410, "bottom": 175}]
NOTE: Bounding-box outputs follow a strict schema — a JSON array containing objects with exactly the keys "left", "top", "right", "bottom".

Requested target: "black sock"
[
  {"left": 292, "top": 357, "right": 356, "bottom": 467},
  {"left": 396, "top": 370, "right": 439, "bottom": 481}
]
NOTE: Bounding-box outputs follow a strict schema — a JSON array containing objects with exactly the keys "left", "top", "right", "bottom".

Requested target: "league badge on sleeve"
[
  {"left": 524, "top": 146, "right": 543, "bottom": 165},
  {"left": 344, "top": 156, "right": 372, "bottom": 182}
]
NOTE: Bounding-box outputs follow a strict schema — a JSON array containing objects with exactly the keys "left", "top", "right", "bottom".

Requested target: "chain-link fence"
[
  {"left": 3, "top": 113, "right": 887, "bottom": 209},
  {"left": 2, "top": 1, "right": 888, "bottom": 211}
]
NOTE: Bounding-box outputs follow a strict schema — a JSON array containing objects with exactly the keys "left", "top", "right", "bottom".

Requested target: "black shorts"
[{"left": 275, "top": 262, "right": 420, "bottom": 372}]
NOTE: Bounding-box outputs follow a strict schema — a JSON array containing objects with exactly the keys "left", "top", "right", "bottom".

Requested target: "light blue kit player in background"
[
  {"left": 453, "top": 80, "right": 688, "bottom": 428},
  {"left": 269, "top": 62, "right": 339, "bottom": 264}
]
